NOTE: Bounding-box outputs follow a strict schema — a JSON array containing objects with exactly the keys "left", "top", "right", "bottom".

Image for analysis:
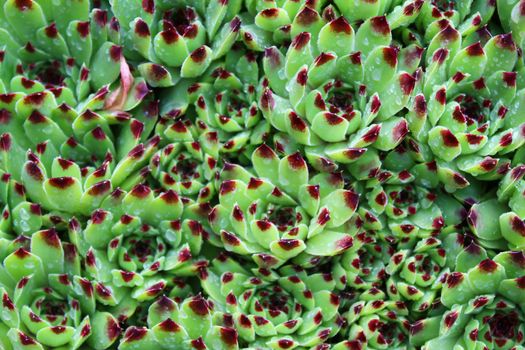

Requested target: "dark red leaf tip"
[
  {"left": 330, "top": 16, "right": 352, "bottom": 34},
  {"left": 382, "top": 46, "right": 398, "bottom": 67},
  {"left": 292, "top": 32, "right": 311, "bottom": 50},
  {"left": 465, "top": 42, "right": 484, "bottom": 56},
  {"left": 48, "top": 177, "right": 75, "bottom": 189},
  {"left": 370, "top": 16, "right": 390, "bottom": 35},
  {"left": 76, "top": 21, "right": 90, "bottom": 38},
  {"left": 190, "top": 46, "right": 208, "bottom": 62},
  {"left": 296, "top": 6, "right": 319, "bottom": 26}
]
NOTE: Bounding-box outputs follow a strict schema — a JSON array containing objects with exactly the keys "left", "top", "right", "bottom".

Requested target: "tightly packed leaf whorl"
[{"left": 0, "top": 0, "right": 525, "bottom": 349}]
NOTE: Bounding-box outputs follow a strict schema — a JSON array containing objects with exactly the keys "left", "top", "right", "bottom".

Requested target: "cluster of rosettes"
[{"left": 1, "top": 0, "right": 525, "bottom": 349}]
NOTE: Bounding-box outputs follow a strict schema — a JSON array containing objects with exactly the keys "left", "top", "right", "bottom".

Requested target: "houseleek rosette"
[
  {"left": 118, "top": 293, "right": 242, "bottom": 350},
  {"left": 260, "top": 5, "right": 421, "bottom": 172},
  {"left": 199, "top": 254, "right": 345, "bottom": 349},
  {"left": 333, "top": 230, "right": 390, "bottom": 296},
  {"left": 0, "top": 229, "right": 120, "bottom": 349},
  {"left": 336, "top": 143, "right": 463, "bottom": 307},
  {"left": 414, "top": 22, "right": 524, "bottom": 187},
  {"left": 118, "top": 0, "right": 244, "bottom": 87},
  {"left": 404, "top": 18, "right": 525, "bottom": 255},
  {"left": 155, "top": 46, "right": 269, "bottom": 157},
  {"left": 417, "top": 0, "right": 496, "bottom": 31},
  {"left": 14, "top": 136, "right": 160, "bottom": 217},
  {"left": 384, "top": 235, "right": 447, "bottom": 314},
  {"left": 368, "top": 171, "right": 458, "bottom": 314},
  {"left": 4, "top": 144, "right": 201, "bottom": 325},
  {"left": 74, "top": 182, "right": 209, "bottom": 322},
  {"left": 410, "top": 255, "right": 525, "bottom": 350},
  {"left": 149, "top": 113, "right": 221, "bottom": 201},
  {"left": 149, "top": 138, "right": 218, "bottom": 202},
  {"left": 0, "top": 0, "right": 155, "bottom": 170},
  {"left": 208, "top": 144, "right": 357, "bottom": 268},
  {"left": 334, "top": 161, "right": 458, "bottom": 347},
  {"left": 342, "top": 297, "right": 411, "bottom": 349},
  {"left": 0, "top": 0, "right": 523, "bottom": 349}
]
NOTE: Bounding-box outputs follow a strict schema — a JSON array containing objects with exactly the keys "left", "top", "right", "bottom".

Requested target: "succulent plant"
[
  {"left": 155, "top": 46, "right": 269, "bottom": 157},
  {"left": 259, "top": 4, "right": 423, "bottom": 172},
  {"left": 335, "top": 143, "right": 465, "bottom": 301},
  {"left": 149, "top": 136, "right": 219, "bottom": 202},
  {"left": 118, "top": 0, "right": 244, "bottom": 87},
  {"left": 199, "top": 253, "right": 345, "bottom": 349},
  {"left": 417, "top": 0, "right": 496, "bottom": 31},
  {"left": 412, "top": 21, "right": 525, "bottom": 186},
  {"left": 0, "top": 230, "right": 121, "bottom": 349},
  {"left": 208, "top": 144, "right": 357, "bottom": 267},
  {"left": 70, "top": 183, "right": 215, "bottom": 325},
  {"left": 342, "top": 297, "right": 411, "bottom": 349},
  {"left": 118, "top": 293, "right": 243, "bottom": 350},
  {"left": 0, "top": 0, "right": 524, "bottom": 349},
  {"left": 384, "top": 234, "right": 447, "bottom": 311},
  {"left": 11, "top": 137, "right": 160, "bottom": 216},
  {"left": 410, "top": 255, "right": 525, "bottom": 350},
  {"left": 0, "top": 0, "right": 156, "bottom": 173}
]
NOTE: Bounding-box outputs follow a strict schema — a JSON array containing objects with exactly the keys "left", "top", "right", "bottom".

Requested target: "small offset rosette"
[
  {"left": 154, "top": 46, "right": 267, "bottom": 157},
  {"left": 118, "top": 293, "right": 242, "bottom": 350},
  {"left": 0, "top": 0, "right": 153, "bottom": 169},
  {"left": 199, "top": 255, "right": 345, "bottom": 349},
  {"left": 385, "top": 236, "right": 447, "bottom": 314},
  {"left": 334, "top": 230, "right": 390, "bottom": 292},
  {"left": 342, "top": 298, "right": 411, "bottom": 349},
  {"left": 208, "top": 144, "right": 357, "bottom": 268},
  {"left": 123, "top": 1, "right": 243, "bottom": 86},
  {"left": 150, "top": 119, "right": 219, "bottom": 202},
  {"left": 416, "top": 21, "right": 524, "bottom": 184},
  {"left": 410, "top": 255, "right": 525, "bottom": 350},
  {"left": 259, "top": 7, "right": 419, "bottom": 171},
  {"left": 0, "top": 229, "right": 121, "bottom": 349},
  {"left": 417, "top": 0, "right": 495, "bottom": 30},
  {"left": 73, "top": 183, "right": 208, "bottom": 321}
]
